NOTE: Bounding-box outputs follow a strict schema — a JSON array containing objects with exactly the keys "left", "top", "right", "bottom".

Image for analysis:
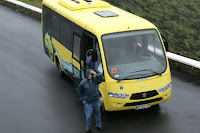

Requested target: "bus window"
[
  {"left": 43, "top": 6, "right": 51, "bottom": 36},
  {"left": 102, "top": 29, "right": 167, "bottom": 80},
  {"left": 147, "top": 34, "right": 165, "bottom": 59},
  {"left": 42, "top": 6, "right": 47, "bottom": 34},
  {"left": 73, "top": 34, "right": 81, "bottom": 79},
  {"left": 73, "top": 35, "right": 81, "bottom": 61},
  {"left": 52, "top": 13, "right": 61, "bottom": 41},
  {"left": 95, "top": 42, "right": 103, "bottom": 74},
  {"left": 46, "top": 10, "right": 51, "bottom": 35},
  {"left": 61, "top": 20, "right": 72, "bottom": 50}
]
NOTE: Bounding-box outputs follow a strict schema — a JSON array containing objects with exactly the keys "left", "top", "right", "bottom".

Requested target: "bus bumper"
[{"left": 104, "top": 88, "right": 171, "bottom": 111}]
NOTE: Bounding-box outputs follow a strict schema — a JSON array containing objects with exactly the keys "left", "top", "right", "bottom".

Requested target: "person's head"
[
  {"left": 86, "top": 69, "right": 93, "bottom": 80},
  {"left": 88, "top": 71, "right": 93, "bottom": 80}
]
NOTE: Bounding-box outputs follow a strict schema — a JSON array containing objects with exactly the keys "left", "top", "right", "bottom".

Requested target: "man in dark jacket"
[{"left": 77, "top": 69, "right": 104, "bottom": 133}]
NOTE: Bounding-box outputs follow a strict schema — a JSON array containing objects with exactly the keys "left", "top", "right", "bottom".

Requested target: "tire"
[
  {"left": 100, "top": 96, "right": 106, "bottom": 113},
  {"left": 57, "top": 60, "right": 65, "bottom": 77},
  {"left": 153, "top": 104, "right": 160, "bottom": 108},
  {"left": 151, "top": 104, "right": 160, "bottom": 112}
]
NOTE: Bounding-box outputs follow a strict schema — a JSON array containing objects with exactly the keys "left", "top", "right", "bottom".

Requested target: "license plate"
[{"left": 136, "top": 104, "right": 150, "bottom": 110}]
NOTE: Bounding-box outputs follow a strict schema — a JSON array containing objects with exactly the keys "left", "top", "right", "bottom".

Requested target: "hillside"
[
  {"left": 16, "top": 0, "right": 200, "bottom": 61},
  {"left": 106, "top": 0, "right": 200, "bottom": 61}
]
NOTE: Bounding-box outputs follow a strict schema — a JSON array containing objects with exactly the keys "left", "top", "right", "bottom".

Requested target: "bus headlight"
[
  {"left": 158, "top": 82, "right": 172, "bottom": 92},
  {"left": 108, "top": 92, "right": 129, "bottom": 99}
]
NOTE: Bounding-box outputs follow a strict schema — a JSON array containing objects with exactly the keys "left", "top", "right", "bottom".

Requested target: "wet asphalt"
[{"left": 0, "top": 5, "right": 200, "bottom": 133}]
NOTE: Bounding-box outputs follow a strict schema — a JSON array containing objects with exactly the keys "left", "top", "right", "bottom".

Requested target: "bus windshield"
[{"left": 102, "top": 29, "right": 167, "bottom": 80}]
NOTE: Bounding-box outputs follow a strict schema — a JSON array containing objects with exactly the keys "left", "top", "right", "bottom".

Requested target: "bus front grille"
[
  {"left": 130, "top": 90, "right": 158, "bottom": 100},
  {"left": 124, "top": 97, "right": 162, "bottom": 107}
]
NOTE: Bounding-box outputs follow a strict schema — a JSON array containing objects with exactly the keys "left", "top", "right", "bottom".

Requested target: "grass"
[{"left": 17, "top": 0, "right": 42, "bottom": 8}]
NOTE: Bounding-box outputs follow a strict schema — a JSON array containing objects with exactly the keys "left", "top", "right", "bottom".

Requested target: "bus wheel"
[
  {"left": 100, "top": 96, "right": 105, "bottom": 113},
  {"left": 57, "top": 60, "right": 65, "bottom": 77},
  {"left": 151, "top": 104, "right": 160, "bottom": 112},
  {"left": 153, "top": 104, "right": 160, "bottom": 108}
]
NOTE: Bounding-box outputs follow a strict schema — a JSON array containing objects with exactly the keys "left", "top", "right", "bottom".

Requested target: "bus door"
[
  {"left": 84, "top": 32, "right": 105, "bottom": 102},
  {"left": 72, "top": 32, "right": 82, "bottom": 87},
  {"left": 84, "top": 32, "right": 97, "bottom": 70}
]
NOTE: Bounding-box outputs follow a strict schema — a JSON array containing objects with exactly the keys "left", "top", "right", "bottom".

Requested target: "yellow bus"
[{"left": 42, "top": 0, "right": 172, "bottom": 111}]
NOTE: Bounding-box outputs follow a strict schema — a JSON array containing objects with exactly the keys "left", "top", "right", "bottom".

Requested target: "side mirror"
[
  {"left": 161, "top": 35, "right": 169, "bottom": 52},
  {"left": 91, "top": 49, "right": 98, "bottom": 62}
]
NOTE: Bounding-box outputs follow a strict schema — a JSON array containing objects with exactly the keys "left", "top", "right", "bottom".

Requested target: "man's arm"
[{"left": 92, "top": 71, "right": 105, "bottom": 84}]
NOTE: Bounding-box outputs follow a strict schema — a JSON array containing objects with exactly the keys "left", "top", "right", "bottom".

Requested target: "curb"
[{"left": 1, "top": 0, "right": 200, "bottom": 78}]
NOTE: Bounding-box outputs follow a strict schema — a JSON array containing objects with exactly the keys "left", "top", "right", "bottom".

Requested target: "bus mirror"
[
  {"left": 91, "top": 49, "right": 98, "bottom": 62},
  {"left": 161, "top": 35, "right": 169, "bottom": 52},
  {"left": 164, "top": 41, "right": 168, "bottom": 52}
]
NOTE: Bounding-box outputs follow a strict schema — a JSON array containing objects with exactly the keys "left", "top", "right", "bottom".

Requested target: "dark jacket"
[{"left": 77, "top": 69, "right": 104, "bottom": 103}]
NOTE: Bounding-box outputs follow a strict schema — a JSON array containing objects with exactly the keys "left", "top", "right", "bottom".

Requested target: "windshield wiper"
[
  {"left": 130, "top": 69, "right": 162, "bottom": 76},
  {"left": 117, "top": 69, "right": 149, "bottom": 82},
  {"left": 117, "top": 69, "right": 162, "bottom": 82},
  {"left": 117, "top": 73, "right": 144, "bottom": 82},
  {"left": 144, "top": 69, "right": 162, "bottom": 76}
]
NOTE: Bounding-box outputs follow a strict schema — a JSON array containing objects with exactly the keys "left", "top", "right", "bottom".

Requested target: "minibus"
[{"left": 42, "top": 0, "right": 172, "bottom": 111}]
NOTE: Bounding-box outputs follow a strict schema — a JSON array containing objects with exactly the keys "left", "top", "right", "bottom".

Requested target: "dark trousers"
[{"left": 84, "top": 99, "right": 101, "bottom": 130}]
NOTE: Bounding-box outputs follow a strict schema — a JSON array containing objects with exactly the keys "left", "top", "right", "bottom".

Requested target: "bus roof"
[{"left": 43, "top": 0, "right": 157, "bottom": 37}]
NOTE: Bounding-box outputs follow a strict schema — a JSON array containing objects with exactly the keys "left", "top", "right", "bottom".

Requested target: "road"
[{"left": 0, "top": 5, "right": 200, "bottom": 133}]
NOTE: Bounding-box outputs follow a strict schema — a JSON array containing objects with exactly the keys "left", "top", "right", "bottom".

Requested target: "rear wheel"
[{"left": 57, "top": 60, "right": 65, "bottom": 77}]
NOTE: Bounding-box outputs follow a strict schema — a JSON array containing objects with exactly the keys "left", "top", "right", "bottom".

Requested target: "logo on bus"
[
  {"left": 142, "top": 93, "right": 147, "bottom": 98},
  {"left": 120, "top": 85, "right": 124, "bottom": 91}
]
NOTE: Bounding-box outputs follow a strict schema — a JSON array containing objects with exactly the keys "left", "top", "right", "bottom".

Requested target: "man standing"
[{"left": 77, "top": 69, "right": 104, "bottom": 133}]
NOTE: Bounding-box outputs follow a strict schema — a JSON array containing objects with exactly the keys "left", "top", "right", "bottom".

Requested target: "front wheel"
[
  {"left": 100, "top": 96, "right": 106, "bottom": 113},
  {"left": 151, "top": 104, "right": 160, "bottom": 112}
]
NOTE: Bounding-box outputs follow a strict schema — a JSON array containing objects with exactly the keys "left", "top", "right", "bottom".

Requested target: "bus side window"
[
  {"left": 61, "top": 20, "right": 72, "bottom": 50},
  {"left": 43, "top": 6, "right": 51, "bottom": 35},
  {"left": 95, "top": 43, "right": 103, "bottom": 74},
  {"left": 73, "top": 35, "right": 81, "bottom": 62},
  {"left": 52, "top": 13, "right": 61, "bottom": 41},
  {"left": 73, "top": 34, "right": 81, "bottom": 79},
  {"left": 42, "top": 6, "right": 47, "bottom": 33}
]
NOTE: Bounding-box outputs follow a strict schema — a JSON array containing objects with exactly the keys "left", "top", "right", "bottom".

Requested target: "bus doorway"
[{"left": 83, "top": 32, "right": 97, "bottom": 71}]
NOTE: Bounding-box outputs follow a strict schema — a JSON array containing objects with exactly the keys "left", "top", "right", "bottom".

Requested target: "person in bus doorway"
[
  {"left": 86, "top": 50, "right": 95, "bottom": 70},
  {"left": 89, "top": 59, "right": 95, "bottom": 70},
  {"left": 77, "top": 69, "right": 104, "bottom": 133}
]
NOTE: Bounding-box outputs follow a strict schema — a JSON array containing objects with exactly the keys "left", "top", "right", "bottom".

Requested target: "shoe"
[
  {"left": 96, "top": 127, "right": 103, "bottom": 130},
  {"left": 86, "top": 129, "right": 91, "bottom": 133}
]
